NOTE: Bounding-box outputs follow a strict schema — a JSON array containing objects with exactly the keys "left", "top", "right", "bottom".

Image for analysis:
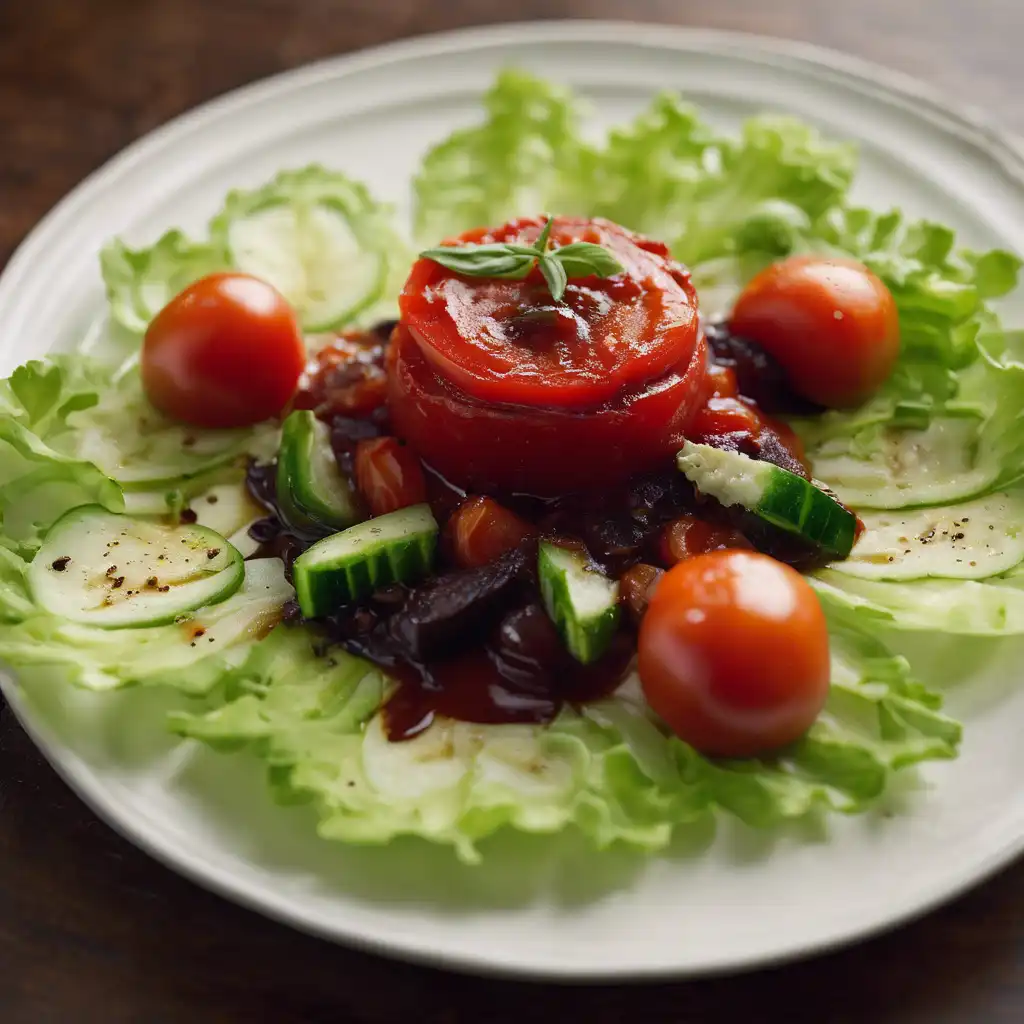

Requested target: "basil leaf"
[
  {"left": 418, "top": 244, "right": 536, "bottom": 279},
  {"left": 535, "top": 215, "right": 555, "bottom": 254},
  {"left": 539, "top": 255, "right": 568, "bottom": 302},
  {"left": 548, "top": 242, "right": 625, "bottom": 279}
]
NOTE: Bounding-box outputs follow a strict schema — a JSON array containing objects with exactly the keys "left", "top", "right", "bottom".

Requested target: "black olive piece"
[{"left": 388, "top": 549, "right": 527, "bottom": 661}]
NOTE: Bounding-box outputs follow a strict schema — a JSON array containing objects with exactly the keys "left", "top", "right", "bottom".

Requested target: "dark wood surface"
[{"left": 4, "top": 2, "right": 1024, "bottom": 1021}]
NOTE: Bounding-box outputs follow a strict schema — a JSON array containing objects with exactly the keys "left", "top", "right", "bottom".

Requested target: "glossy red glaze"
[
  {"left": 386, "top": 323, "right": 708, "bottom": 496},
  {"left": 399, "top": 216, "right": 702, "bottom": 410}
]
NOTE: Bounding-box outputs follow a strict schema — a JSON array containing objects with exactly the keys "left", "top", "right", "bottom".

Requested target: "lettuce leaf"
[
  {"left": 0, "top": 350, "right": 276, "bottom": 555},
  {"left": 0, "top": 357, "right": 124, "bottom": 555},
  {"left": 103, "top": 167, "right": 405, "bottom": 333},
  {"left": 413, "top": 70, "right": 598, "bottom": 245},
  {"left": 812, "top": 567, "right": 1024, "bottom": 636},
  {"left": 170, "top": 613, "right": 956, "bottom": 863},
  {"left": 101, "top": 231, "right": 226, "bottom": 335},
  {"left": 594, "top": 97, "right": 856, "bottom": 270}
]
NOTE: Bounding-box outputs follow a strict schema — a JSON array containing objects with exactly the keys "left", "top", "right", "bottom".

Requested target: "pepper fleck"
[
  {"left": 50, "top": 556, "right": 71, "bottom": 571},
  {"left": 111, "top": 576, "right": 125, "bottom": 589},
  {"left": 206, "top": 548, "right": 221, "bottom": 559}
]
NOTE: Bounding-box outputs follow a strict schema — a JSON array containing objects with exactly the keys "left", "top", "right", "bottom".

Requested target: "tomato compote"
[{"left": 391, "top": 216, "right": 707, "bottom": 495}]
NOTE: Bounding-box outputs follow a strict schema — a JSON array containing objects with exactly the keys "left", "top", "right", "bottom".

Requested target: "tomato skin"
[
  {"left": 618, "top": 563, "right": 664, "bottom": 625},
  {"left": 142, "top": 273, "right": 305, "bottom": 428},
  {"left": 386, "top": 323, "right": 708, "bottom": 496},
  {"left": 354, "top": 437, "right": 428, "bottom": 516},
  {"left": 730, "top": 256, "right": 900, "bottom": 408},
  {"left": 400, "top": 216, "right": 701, "bottom": 409},
  {"left": 638, "top": 550, "right": 830, "bottom": 757},
  {"left": 658, "top": 516, "right": 750, "bottom": 566},
  {"left": 448, "top": 496, "right": 536, "bottom": 568}
]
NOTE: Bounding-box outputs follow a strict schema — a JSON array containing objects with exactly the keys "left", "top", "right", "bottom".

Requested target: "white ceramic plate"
[{"left": 3, "top": 22, "right": 1024, "bottom": 980}]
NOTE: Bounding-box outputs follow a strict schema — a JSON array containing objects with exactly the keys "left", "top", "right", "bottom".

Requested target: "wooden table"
[{"left": 3, "top": 2, "right": 1024, "bottom": 1020}]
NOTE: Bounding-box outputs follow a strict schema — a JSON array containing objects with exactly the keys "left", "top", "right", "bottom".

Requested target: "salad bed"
[{"left": 1, "top": 71, "right": 1022, "bottom": 862}]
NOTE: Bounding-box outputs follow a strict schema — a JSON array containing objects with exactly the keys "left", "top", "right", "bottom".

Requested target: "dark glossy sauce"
[{"left": 247, "top": 319, "right": 836, "bottom": 740}]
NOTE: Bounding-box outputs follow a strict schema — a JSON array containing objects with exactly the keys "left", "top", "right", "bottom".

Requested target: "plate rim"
[{"left": 3, "top": 20, "right": 1024, "bottom": 981}]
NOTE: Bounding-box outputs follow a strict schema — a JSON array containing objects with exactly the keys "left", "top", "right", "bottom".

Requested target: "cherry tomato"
[
  {"left": 142, "top": 273, "right": 305, "bottom": 428},
  {"left": 448, "top": 496, "right": 536, "bottom": 568},
  {"left": 354, "top": 436, "right": 428, "bottom": 516},
  {"left": 658, "top": 516, "right": 750, "bottom": 566},
  {"left": 400, "top": 216, "right": 701, "bottom": 409},
  {"left": 387, "top": 323, "right": 707, "bottom": 495},
  {"left": 638, "top": 550, "right": 830, "bottom": 757},
  {"left": 730, "top": 256, "right": 900, "bottom": 408}
]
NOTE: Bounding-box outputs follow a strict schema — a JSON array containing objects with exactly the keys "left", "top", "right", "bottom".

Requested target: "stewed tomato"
[
  {"left": 400, "top": 216, "right": 702, "bottom": 410},
  {"left": 390, "top": 216, "right": 707, "bottom": 495},
  {"left": 730, "top": 256, "right": 900, "bottom": 408},
  {"left": 354, "top": 436, "right": 428, "bottom": 516},
  {"left": 142, "top": 273, "right": 305, "bottom": 428},
  {"left": 448, "top": 496, "right": 536, "bottom": 568},
  {"left": 387, "top": 323, "right": 707, "bottom": 495},
  {"left": 638, "top": 550, "right": 830, "bottom": 757}
]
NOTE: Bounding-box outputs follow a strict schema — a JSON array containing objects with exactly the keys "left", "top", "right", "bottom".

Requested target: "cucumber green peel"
[
  {"left": 293, "top": 504, "right": 438, "bottom": 617},
  {"left": 538, "top": 541, "right": 620, "bottom": 664},
  {"left": 28, "top": 505, "right": 243, "bottom": 628},
  {"left": 676, "top": 441, "right": 858, "bottom": 558},
  {"left": 276, "top": 410, "right": 361, "bottom": 532}
]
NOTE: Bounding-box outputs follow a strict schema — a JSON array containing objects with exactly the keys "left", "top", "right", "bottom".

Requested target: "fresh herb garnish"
[{"left": 418, "top": 216, "right": 624, "bottom": 301}]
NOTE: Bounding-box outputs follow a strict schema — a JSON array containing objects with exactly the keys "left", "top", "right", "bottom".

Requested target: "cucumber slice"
[
  {"left": 676, "top": 441, "right": 858, "bottom": 558},
  {"left": 293, "top": 504, "right": 438, "bottom": 617},
  {"left": 210, "top": 168, "right": 395, "bottom": 331},
  {"left": 538, "top": 541, "right": 620, "bottom": 665},
  {"left": 805, "top": 415, "right": 995, "bottom": 510},
  {"left": 66, "top": 374, "right": 279, "bottom": 492},
  {"left": 29, "top": 505, "right": 244, "bottom": 628},
  {"left": 276, "top": 410, "right": 361, "bottom": 531},
  {"left": 832, "top": 491, "right": 1024, "bottom": 580}
]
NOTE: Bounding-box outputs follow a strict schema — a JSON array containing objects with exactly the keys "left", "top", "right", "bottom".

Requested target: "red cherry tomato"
[
  {"left": 400, "top": 216, "right": 701, "bottom": 410},
  {"left": 448, "top": 496, "right": 536, "bottom": 568},
  {"left": 141, "top": 273, "right": 305, "bottom": 429},
  {"left": 638, "top": 550, "right": 830, "bottom": 757},
  {"left": 730, "top": 256, "right": 900, "bottom": 408},
  {"left": 354, "top": 437, "right": 428, "bottom": 516}
]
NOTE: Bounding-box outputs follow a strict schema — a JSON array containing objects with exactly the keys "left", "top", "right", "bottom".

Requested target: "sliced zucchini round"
[
  {"left": 276, "top": 410, "right": 362, "bottom": 531},
  {"left": 29, "top": 505, "right": 243, "bottom": 628},
  {"left": 538, "top": 541, "right": 620, "bottom": 665},
  {"left": 293, "top": 503, "right": 438, "bottom": 617},
  {"left": 832, "top": 491, "right": 1024, "bottom": 580},
  {"left": 676, "top": 441, "right": 858, "bottom": 558}
]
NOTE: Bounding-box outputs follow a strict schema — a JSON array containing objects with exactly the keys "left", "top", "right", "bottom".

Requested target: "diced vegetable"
[
  {"left": 676, "top": 441, "right": 858, "bottom": 558},
  {"left": 277, "top": 410, "right": 361, "bottom": 531},
  {"left": 292, "top": 503, "right": 438, "bottom": 617},
  {"left": 538, "top": 541, "right": 619, "bottom": 664}
]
